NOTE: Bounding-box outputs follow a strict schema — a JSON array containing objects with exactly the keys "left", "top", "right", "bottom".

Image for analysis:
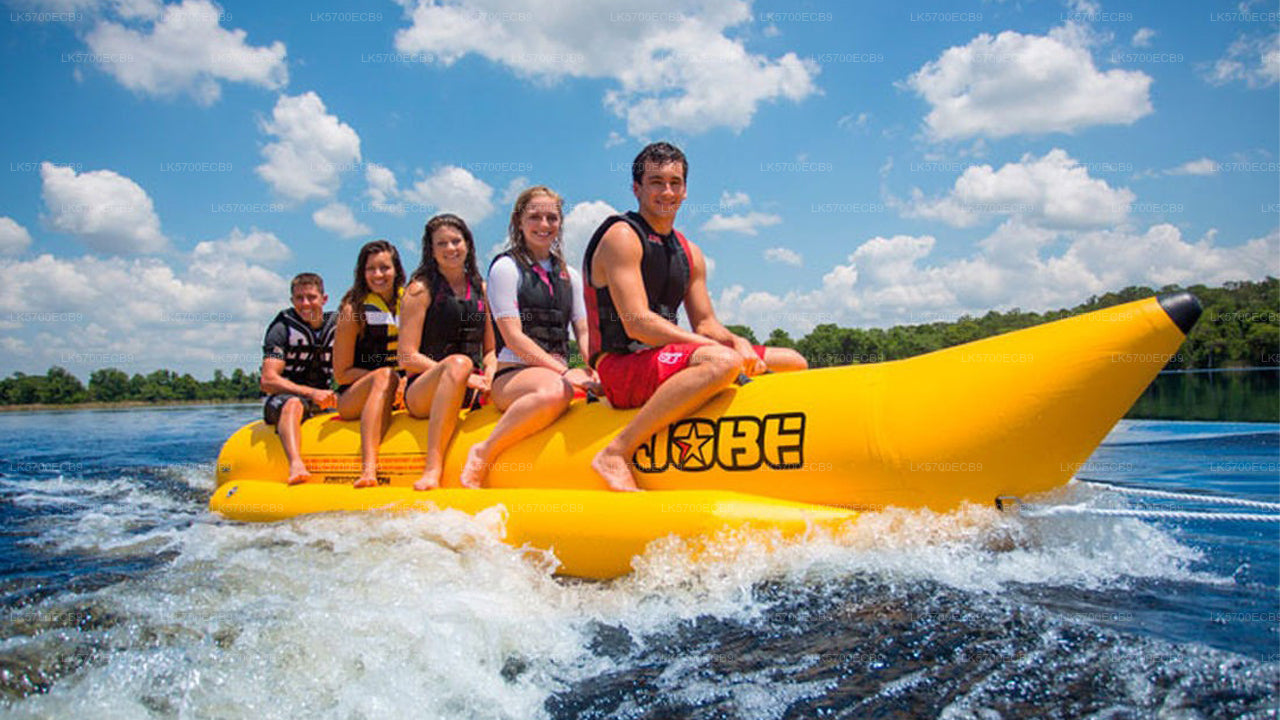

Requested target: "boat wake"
[
  {"left": 1101, "top": 419, "right": 1279, "bottom": 446},
  {"left": 0, "top": 456, "right": 1274, "bottom": 717}
]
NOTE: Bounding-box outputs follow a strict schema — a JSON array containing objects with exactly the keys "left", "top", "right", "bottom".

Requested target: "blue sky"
[{"left": 0, "top": 0, "right": 1276, "bottom": 379}]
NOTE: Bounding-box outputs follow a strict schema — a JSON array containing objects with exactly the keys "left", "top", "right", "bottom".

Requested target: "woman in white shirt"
[{"left": 460, "top": 185, "right": 600, "bottom": 487}]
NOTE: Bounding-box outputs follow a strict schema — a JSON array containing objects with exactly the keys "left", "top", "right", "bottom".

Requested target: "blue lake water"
[{"left": 0, "top": 404, "right": 1276, "bottom": 718}]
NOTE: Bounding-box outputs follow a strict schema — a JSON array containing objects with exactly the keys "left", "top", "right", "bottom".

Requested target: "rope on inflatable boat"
[
  {"left": 1014, "top": 504, "right": 1280, "bottom": 523},
  {"left": 997, "top": 481, "right": 1280, "bottom": 522},
  {"left": 1079, "top": 480, "right": 1280, "bottom": 512}
]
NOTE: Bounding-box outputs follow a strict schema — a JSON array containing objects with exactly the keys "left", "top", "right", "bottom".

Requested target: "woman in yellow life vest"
[{"left": 333, "top": 239, "right": 406, "bottom": 488}]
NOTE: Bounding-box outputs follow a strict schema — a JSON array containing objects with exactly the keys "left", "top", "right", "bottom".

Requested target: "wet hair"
[
  {"left": 290, "top": 272, "right": 324, "bottom": 296},
  {"left": 631, "top": 141, "right": 688, "bottom": 185},
  {"left": 506, "top": 185, "right": 567, "bottom": 273},
  {"left": 413, "top": 213, "right": 484, "bottom": 295},
  {"left": 339, "top": 239, "right": 405, "bottom": 334}
]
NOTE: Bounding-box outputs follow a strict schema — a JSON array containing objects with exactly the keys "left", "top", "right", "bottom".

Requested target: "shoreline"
[{"left": 0, "top": 398, "right": 260, "bottom": 413}]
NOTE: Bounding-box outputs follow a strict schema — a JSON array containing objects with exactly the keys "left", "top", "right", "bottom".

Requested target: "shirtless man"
[
  {"left": 260, "top": 272, "right": 338, "bottom": 485},
  {"left": 582, "top": 142, "right": 808, "bottom": 490}
]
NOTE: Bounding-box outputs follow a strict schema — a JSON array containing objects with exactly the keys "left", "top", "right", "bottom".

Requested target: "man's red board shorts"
[{"left": 596, "top": 343, "right": 767, "bottom": 409}]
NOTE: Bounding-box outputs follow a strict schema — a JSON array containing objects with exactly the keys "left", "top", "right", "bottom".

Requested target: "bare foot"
[
  {"left": 591, "top": 449, "right": 640, "bottom": 492},
  {"left": 459, "top": 444, "right": 488, "bottom": 489},
  {"left": 286, "top": 462, "right": 312, "bottom": 486},
  {"left": 413, "top": 466, "right": 441, "bottom": 491},
  {"left": 353, "top": 474, "right": 378, "bottom": 488}
]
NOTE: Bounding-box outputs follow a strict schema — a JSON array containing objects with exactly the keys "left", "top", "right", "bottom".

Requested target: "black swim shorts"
[{"left": 263, "top": 393, "right": 328, "bottom": 426}]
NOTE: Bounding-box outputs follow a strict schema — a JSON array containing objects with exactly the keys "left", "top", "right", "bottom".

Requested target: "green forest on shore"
[
  {"left": 1, "top": 278, "right": 1275, "bottom": 407},
  {"left": 732, "top": 278, "right": 1278, "bottom": 370}
]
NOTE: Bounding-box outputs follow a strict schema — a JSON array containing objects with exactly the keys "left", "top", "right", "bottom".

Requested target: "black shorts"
[
  {"left": 263, "top": 393, "right": 328, "bottom": 426},
  {"left": 405, "top": 372, "right": 483, "bottom": 410}
]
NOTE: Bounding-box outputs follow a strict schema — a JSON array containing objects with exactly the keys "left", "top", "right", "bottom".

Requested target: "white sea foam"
[
  {"left": 3, "top": 473, "right": 195, "bottom": 556},
  {"left": 6, "top": 511, "right": 584, "bottom": 718},
  {"left": 626, "top": 482, "right": 1217, "bottom": 596},
  {"left": 0, "top": 468, "right": 1240, "bottom": 718},
  {"left": 616, "top": 652, "right": 835, "bottom": 720},
  {"left": 157, "top": 461, "right": 219, "bottom": 491}
]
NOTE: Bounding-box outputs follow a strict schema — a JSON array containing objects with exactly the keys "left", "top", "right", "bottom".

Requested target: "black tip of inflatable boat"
[{"left": 1157, "top": 291, "right": 1202, "bottom": 335}]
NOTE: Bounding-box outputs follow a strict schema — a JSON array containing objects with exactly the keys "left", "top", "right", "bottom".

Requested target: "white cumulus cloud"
[
  {"left": 113, "top": 0, "right": 165, "bottom": 20},
  {"left": 500, "top": 176, "right": 530, "bottom": 204},
  {"left": 363, "top": 162, "right": 496, "bottom": 224},
  {"left": 40, "top": 162, "right": 167, "bottom": 254},
  {"left": 562, "top": 200, "right": 618, "bottom": 269},
  {"left": 905, "top": 149, "right": 1135, "bottom": 230},
  {"left": 837, "top": 112, "right": 869, "bottom": 131},
  {"left": 0, "top": 217, "right": 33, "bottom": 255},
  {"left": 191, "top": 226, "right": 291, "bottom": 265},
  {"left": 401, "top": 166, "right": 496, "bottom": 225},
  {"left": 313, "top": 202, "right": 371, "bottom": 239},
  {"left": 1131, "top": 28, "right": 1155, "bottom": 48},
  {"left": 365, "top": 162, "right": 404, "bottom": 214},
  {"left": 701, "top": 211, "right": 783, "bottom": 235},
  {"left": 256, "top": 91, "right": 361, "bottom": 203},
  {"left": 907, "top": 24, "right": 1152, "bottom": 140},
  {"left": 1167, "top": 158, "right": 1218, "bottom": 176},
  {"left": 720, "top": 190, "right": 750, "bottom": 209},
  {"left": 0, "top": 227, "right": 296, "bottom": 376},
  {"left": 85, "top": 0, "right": 287, "bottom": 105},
  {"left": 712, "top": 225, "right": 1278, "bottom": 337},
  {"left": 1205, "top": 33, "right": 1280, "bottom": 88},
  {"left": 393, "top": 0, "right": 818, "bottom": 137},
  {"left": 763, "top": 247, "right": 801, "bottom": 266},
  {"left": 698, "top": 190, "right": 783, "bottom": 235}
]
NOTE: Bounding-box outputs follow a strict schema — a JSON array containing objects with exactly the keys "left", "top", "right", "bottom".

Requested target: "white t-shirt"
[{"left": 487, "top": 255, "right": 586, "bottom": 364}]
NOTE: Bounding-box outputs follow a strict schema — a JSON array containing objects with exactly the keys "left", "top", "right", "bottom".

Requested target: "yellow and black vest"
[
  {"left": 262, "top": 308, "right": 336, "bottom": 389},
  {"left": 352, "top": 289, "right": 402, "bottom": 371}
]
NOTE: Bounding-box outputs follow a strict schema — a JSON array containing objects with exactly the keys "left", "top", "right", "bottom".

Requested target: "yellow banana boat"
[{"left": 210, "top": 292, "right": 1201, "bottom": 578}]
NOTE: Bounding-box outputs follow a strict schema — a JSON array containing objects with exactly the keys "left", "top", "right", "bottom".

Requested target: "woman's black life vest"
[
  {"left": 419, "top": 274, "right": 486, "bottom": 367},
  {"left": 490, "top": 252, "right": 574, "bottom": 360},
  {"left": 581, "top": 211, "right": 691, "bottom": 364}
]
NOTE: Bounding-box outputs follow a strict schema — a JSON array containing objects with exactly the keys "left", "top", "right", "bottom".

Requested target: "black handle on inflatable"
[
  {"left": 1156, "top": 291, "right": 1203, "bottom": 335},
  {"left": 736, "top": 373, "right": 752, "bottom": 386}
]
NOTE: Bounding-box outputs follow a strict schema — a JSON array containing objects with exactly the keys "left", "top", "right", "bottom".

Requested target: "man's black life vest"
[
  {"left": 263, "top": 308, "right": 336, "bottom": 389},
  {"left": 490, "top": 252, "right": 574, "bottom": 360},
  {"left": 581, "top": 211, "right": 691, "bottom": 364}
]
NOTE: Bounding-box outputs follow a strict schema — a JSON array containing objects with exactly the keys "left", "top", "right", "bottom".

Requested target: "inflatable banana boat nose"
[{"left": 210, "top": 292, "right": 1200, "bottom": 578}]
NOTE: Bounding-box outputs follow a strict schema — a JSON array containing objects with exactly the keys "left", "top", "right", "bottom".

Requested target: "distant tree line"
[
  {"left": 727, "top": 278, "right": 1278, "bottom": 370},
  {"left": 0, "top": 368, "right": 261, "bottom": 406},
  {"left": 0, "top": 279, "right": 1274, "bottom": 406}
]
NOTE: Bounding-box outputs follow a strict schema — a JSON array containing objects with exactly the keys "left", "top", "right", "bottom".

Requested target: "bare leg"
[
  {"left": 460, "top": 367, "right": 571, "bottom": 488},
  {"left": 591, "top": 345, "right": 740, "bottom": 491},
  {"left": 337, "top": 367, "right": 398, "bottom": 488},
  {"left": 762, "top": 346, "right": 808, "bottom": 372},
  {"left": 405, "top": 355, "right": 473, "bottom": 490},
  {"left": 277, "top": 398, "right": 312, "bottom": 485}
]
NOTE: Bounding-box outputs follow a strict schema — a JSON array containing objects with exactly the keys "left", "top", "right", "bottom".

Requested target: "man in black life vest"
[
  {"left": 583, "top": 142, "right": 808, "bottom": 490},
  {"left": 260, "top": 272, "right": 338, "bottom": 485}
]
